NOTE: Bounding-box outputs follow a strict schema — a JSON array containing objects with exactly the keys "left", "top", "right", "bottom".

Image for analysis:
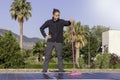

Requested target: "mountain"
[{"left": 0, "top": 29, "right": 43, "bottom": 49}]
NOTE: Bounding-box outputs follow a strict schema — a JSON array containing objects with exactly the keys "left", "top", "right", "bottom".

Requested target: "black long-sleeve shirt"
[{"left": 40, "top": 18, "right": 71, "bottom": 43}]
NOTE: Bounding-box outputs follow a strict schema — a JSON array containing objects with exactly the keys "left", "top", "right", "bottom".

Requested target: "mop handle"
[{"left": 70, "top": 24, "right": 75, "bottom": 70}]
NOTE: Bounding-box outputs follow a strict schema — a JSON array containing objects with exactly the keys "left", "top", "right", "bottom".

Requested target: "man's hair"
[{"left": 53, "top": 8, "right": 60, "bottom": 14}]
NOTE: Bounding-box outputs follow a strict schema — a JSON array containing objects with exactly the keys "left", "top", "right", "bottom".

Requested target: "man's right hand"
[
  {"left": 45, "top": 35, "right": 52, "bottom": 40},
  {"left": 69, "top": 19, "right": 74, "bottom": 25}
]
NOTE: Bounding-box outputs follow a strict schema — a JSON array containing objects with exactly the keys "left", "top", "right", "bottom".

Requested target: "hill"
[{"left": 0, "top": 29, "right": 43, "bottom": 49}]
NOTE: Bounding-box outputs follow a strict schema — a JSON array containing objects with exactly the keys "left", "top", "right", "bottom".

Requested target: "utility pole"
[{"left": 88, "top": 29, "right": 91, "bottom": 68}]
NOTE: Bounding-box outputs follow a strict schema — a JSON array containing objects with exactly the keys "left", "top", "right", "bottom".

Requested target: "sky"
[{"left": 0, "top": 0, "right": 120, "bottom": 38}]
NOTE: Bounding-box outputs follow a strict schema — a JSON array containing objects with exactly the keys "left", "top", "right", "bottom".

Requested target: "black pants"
[{"left": 43, "top": 42, "right": 64, "bottom": 72}]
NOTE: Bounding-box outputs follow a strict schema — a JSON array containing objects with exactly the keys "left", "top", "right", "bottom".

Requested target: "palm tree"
[
  {"left": 33, "top": 41, "right": 46, "bottom": 62},
  {"left": 10, "top": 0, "right": 32, "bottom": 49},
  {"left": 64, "top": 22, "right": 89, "bottom": 67}
]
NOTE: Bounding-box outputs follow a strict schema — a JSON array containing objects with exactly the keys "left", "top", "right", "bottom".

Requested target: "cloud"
[{"left": 93, "top": 0, "right": 120, "bottom": 29}]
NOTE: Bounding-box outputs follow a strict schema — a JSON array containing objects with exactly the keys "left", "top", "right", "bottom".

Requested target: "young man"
[{"left": 40, "top": 9, "right": 74, "bottom": 72}]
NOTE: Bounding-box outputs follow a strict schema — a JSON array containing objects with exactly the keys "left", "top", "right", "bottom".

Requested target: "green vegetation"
[
  {"left": 93, "top": 53, "right": 110, "bottom": 69},
  {"left": 0, "top": 0, "right": 120, "bottom": 69},
  {"left": 25, "top": 62, "right": 73, "bottom": 69},
  {"left": 33, "top": 40, "right": 46, "bottom": 62},
  {"left": 10, "top": 0, "right": 32, "bottom": 49},
  {"left": 0, "top": 31, "right": 25, "bottom": 68},
  {"left": 0, "top": 25, "right": 120, "bottom": 69},
  {"left": 92, "top": 53, "right": 120, "bottom": 69},
  {"left": 79, "top": 57, "right": 87, "bottom": 69},
  {"left": 91, "top": 25, "right": 109, "bottom": 42},
  {"left": 64, "top": 22, "right": 89, "bottom": 67},
  {"left": 110, "top": 54, "right": 120, "bottom": 69}
]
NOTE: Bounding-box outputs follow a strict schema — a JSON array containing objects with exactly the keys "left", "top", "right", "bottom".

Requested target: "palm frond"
[
  {"left": 64, "top": 21, "right": 89, "bottom": 49},
  {"left": 10, "top": 0, "right": 32, "bottom": 23}
]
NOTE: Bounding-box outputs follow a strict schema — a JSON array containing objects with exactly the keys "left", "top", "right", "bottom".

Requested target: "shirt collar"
[{"left": 52, "top": 17, "right": 60, "bottom": 22}]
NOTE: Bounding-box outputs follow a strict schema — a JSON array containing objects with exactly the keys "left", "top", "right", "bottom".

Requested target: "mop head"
[{"left": 68, "top": 70, "right": 82, "bottom": 76}]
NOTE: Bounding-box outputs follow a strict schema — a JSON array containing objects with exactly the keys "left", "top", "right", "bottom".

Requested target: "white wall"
[
  {"left": 102, "top": 30, "right": 120, "bottom": 56},
  {"left": 102, "top": 31, "right": 109, "bottom": 52}
]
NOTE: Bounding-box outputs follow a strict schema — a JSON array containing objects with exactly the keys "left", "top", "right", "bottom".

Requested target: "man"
[{"left": 40, "top": 9, "right": 74, "bottom": 72}]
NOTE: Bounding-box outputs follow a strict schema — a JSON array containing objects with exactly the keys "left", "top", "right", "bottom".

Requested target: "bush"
[
  {"left": 25, "top": 62, "right": 73, "bottom": 69},
  {"left": 0, "top": 65, "right": 4, "bottom": 69},
  {"left": 63, "top": 63, "right": 73, "bottom": 69},
  {"left": 110, "top": 53, "right": 120, "bottom": 69},
  {"left": 93, "top": 53, "right": 110, "bottom": 69},
  {"left": 0, "top": 31, "right": 25, "bottom": 68},
  {"left": 93, "top": 54, "right": 102, "bottom": 68},
  {"left": 25, "top": 63, "right": 43, "bottom": 69},
  {"left": 79, "top": 57, "right": 87, "bottom": 69},
  {"left": 102, "top": 53, "right": 110, "bottom": 68},
  {"left": 114, "top": 61, "right": 120, "bottom": 69}
]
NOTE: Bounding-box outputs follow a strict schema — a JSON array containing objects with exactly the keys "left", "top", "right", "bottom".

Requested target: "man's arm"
[
  {"left": 40, "top": 21, "right": 49, "bottom": 38},
  {"left": 63, "top": 19, "right": 74, "bottom": 26}
]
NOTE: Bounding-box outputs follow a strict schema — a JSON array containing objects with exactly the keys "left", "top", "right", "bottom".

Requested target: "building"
[{"left": 102, "top": 30, "right": 120, "bottom": 56}]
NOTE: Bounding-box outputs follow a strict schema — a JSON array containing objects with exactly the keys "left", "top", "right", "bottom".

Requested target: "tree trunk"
[
  {"left": 75, "top": 42, "right": 80, "bottom": 67},
  {"left": 76, "top": 48, "right": 80, "bottom": 67},
  {"left": 38, "top": 53, "right": 43, "bottom": 62},
  {"left": 19, "top": 22, "right": 23, "bottom": 50}
]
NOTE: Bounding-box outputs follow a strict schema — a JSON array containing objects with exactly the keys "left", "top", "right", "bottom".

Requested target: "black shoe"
[
  {"left": 42, "top": 70, "right": 47, "bottom": 73},
  {"left": 59, "top": 70, "right": 65, "bottom": 73}
]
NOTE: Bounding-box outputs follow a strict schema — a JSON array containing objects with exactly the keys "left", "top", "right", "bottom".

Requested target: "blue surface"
[{"left": 0, "top": 72, "right": 120, "bottom": 80}]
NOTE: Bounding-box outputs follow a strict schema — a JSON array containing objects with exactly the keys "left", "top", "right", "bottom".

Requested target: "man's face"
[{"left": 53, "top": 12, "right": 60, "bottom": 21}]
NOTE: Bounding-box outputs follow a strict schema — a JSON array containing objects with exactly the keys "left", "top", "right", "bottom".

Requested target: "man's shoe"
[
  {"left": 59, "top": 70, "right": 65, "bottom": 73},
  {"left": 42, "top": 70, "right": 47, "bottom": 73}
]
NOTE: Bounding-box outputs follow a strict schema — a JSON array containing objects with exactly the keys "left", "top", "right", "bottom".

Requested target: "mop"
[{"left": 68, "top": 24, "right": 82, "bottom": 76}]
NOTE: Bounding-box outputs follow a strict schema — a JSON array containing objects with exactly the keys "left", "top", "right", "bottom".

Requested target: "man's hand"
[
  {"left": 69, "top": 19, "right": 74, "bottom": 25},
  {"left": 45, "top": 35, "right": 51, "bottom": 41}
]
